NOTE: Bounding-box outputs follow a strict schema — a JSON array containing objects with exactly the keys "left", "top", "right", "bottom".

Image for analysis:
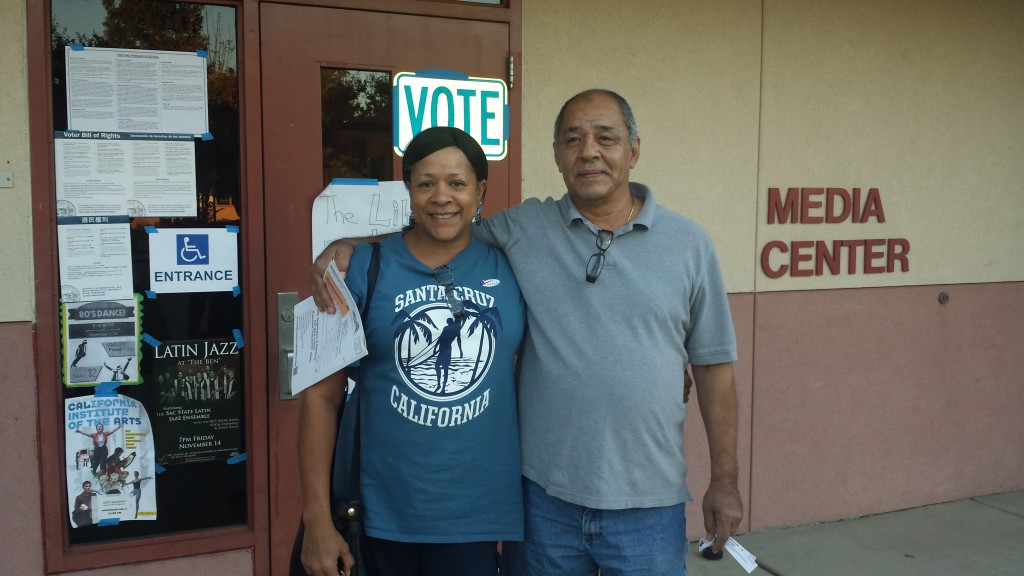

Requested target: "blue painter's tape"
[
  {"left": 233, "top": 329, "right": 244, "bottom": 349},
  {"left": 232, "top": 285, "right": 241, "bottom": 297},
  {"left": 142, "top": 333, "right": 163, "bottom": 348},
  {"left": 144, "top": 226, "right": 158, "bottom": 234},
  {"left": 70, "top": 44, "right": 84, "bottom": 51},
  {"left": 225, "top": 225, "right": 239, "bottom": 233},
  {"left": 416, "top": 68, "right": 469, "bottom": 80},
  {"left": 155, "top": 464, "right": 166, "bottom": 474},
  {"left": 201, "top": 132, "right": 214, "bottom": 141},
  {"left": 227, "top": 453, "right": 247, "bottom": 465},
  {"left": 196, "top": 49, "right": 208, "bottom": 58},
  {"left": 98, "top": 518, "right": 120, "bottom": 526},
  {"left": 145, "top": 290, "right": 157, "bottom": 299},
  {"left": 330, "top": 178, "right": 378, "bottom": 186},
  {"left": 94, "top": 382, "right": 120, "bottom": 397}
]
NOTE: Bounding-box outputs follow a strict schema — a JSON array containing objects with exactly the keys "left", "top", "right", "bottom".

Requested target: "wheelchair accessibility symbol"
[{"left": 176, "top": 234, "right": 210, "bottom": 265}]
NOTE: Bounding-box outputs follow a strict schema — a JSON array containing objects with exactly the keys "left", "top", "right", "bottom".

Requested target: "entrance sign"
[
  {"left": 393, "top": 69, "right": 508, "bottom": 159},
  {"left": 147, "top": 227, "right": 239, "bottom": 294}
]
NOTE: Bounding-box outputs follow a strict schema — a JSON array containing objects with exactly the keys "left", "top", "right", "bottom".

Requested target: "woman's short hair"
[{"left": 402, "top": 127, "right": 488, "bottom": 184}]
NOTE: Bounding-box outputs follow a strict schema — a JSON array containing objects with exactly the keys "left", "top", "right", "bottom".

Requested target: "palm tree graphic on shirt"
[
  {"left": 392, "top": 309, "right": 437, "bottom": 369},
  {"left": 392, "top": 299, "right": 499, "bottom": 401}
]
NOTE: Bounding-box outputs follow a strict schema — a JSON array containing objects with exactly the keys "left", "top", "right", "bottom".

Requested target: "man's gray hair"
[{"left": 553, "top": 89, "right": 639, "bottom": 147}]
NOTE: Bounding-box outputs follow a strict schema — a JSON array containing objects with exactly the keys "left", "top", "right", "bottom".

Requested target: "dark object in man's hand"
[{"left": 702, "top": 547, "right": 724, "bottom": 560}]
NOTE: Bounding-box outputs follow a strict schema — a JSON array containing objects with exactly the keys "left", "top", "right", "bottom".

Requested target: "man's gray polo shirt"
[{"left": 474, "top": 182, "right": 737, "bottom": 509}]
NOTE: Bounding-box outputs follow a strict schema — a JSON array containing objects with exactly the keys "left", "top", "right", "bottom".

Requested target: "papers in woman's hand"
[{"left": 290, "top": 261, "right": 368, "bottom": 395}]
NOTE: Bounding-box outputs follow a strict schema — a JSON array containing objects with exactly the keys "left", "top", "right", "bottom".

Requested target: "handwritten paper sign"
[{"left": 310, "top": 179, "right": 410, "bottom": 260}]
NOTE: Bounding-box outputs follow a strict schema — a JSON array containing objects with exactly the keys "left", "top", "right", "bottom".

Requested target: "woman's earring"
[{"left": 473, "top": 202, "right": 483, "bottom": 224}]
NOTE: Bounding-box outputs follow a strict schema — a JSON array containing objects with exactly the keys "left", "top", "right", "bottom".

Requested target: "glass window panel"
[
  {"left": 50, "top": 0, "right": 246, "bottom": 545},
  {"left": 321, "top": 69, "right": 393, "bottom": 188}
]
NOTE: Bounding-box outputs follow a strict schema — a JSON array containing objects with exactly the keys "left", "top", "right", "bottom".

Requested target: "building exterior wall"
[
  {"left": 523, "top": 0, "right": 1024, "bottom": 540},
  {"left": 0, "top": 0, "right": 35, "bottom": 322},
  {"left": 3, "top": 0, "right": 1021, "bottom": 572}
]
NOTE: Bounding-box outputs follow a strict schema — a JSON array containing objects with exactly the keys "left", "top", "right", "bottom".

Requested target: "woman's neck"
[{"left": 403, "top": 229, "right": 471, "bottom": 269}]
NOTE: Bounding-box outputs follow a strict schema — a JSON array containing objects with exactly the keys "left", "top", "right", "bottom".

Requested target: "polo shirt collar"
[{"left": 559, "top": 182, "right": 655, "bottom": 232}]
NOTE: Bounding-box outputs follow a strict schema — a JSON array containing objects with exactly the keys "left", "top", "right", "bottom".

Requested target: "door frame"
[{"left": 243, "top": 0, "right": 522, "bottom": 574}]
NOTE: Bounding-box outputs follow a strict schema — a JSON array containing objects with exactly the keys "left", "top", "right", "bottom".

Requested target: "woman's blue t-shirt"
[{"left": 343, "top": 234, "right": 525, "bottom": 543}]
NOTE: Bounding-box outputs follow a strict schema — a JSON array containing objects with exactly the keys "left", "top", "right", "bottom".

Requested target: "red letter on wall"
[
  {"left": 767, "top": 188, "right": 799, "bottom": 224},
  {"left": 800, "top": 188, "right": 824, "bottom": 224},
  {"left": 761, "top": 241, "right": 789, "bottom": 278},
  {"left": 887, "top": 238, "right": 910, "bottom": 272},
  {"left": 860, "top": 188, "right": 886, "bottom": 223},
  {"left": 825, "top": 188, "right": 851, "bottom": 223}
]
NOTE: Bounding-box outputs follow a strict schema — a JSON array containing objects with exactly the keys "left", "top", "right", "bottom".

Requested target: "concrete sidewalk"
[{"left": 688, "top": 490, "right": 1024, "bottom": 576}]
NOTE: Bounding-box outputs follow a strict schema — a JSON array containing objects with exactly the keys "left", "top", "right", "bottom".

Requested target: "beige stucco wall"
[
  {"left": 757, "top": 0, "right": 1024, "bottom": 291},
  {"left": 522, "top": 0, "right": 762, "bottom": 293},
  {"left": 0, "top": 0, "right": 34, "bottom": 321},
  {"left": 522, "top": 0, "right": 1024, "bottom": 293}
]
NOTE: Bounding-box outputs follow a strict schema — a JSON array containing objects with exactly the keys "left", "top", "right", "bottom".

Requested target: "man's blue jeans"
[{"left": 503, "top": 477, "right": 688, "bottom": 576}]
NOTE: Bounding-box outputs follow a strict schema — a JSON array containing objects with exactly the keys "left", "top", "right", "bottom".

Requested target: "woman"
[{"left": 297, "top": 127, "right": 525, "bottom": 576}]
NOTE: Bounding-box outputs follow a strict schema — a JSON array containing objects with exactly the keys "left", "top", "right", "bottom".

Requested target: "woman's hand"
[
  {"left": 309, "top": 240, "right": 356, "bottom": 314},
  {"left": 300, "top": 519, "right": 355, "bottom": 576}
]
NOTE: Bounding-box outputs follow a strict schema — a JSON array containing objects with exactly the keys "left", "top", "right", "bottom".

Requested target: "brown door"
[{"left": 261, "top": 4, "right": 516, "bottom": 573}]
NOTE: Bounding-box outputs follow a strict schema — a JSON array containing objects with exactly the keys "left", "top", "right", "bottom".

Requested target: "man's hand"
[
  {"left": 692, "top": 362, "right": 743, "bottom": 553},
  {"left": 702, "top": 479, "right": 743, "bottom": 553},
  {"left": 300, "top": 520, "right": 354, "bottom": 576},
  {"left": 310, "top": 240, "right": 355, "bottom": 314}
]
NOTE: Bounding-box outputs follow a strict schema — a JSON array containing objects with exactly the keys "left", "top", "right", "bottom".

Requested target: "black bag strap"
[
  {"left": 332, "top": 242, "right": 380, "bottom": 506},
  {"left": 361, "top": 242, "right": 381, "bottom": 318}
]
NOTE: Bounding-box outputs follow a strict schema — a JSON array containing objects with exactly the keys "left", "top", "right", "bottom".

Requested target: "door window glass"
[{"left": 321, "top": 69, "right": 393, "bottom": 187}]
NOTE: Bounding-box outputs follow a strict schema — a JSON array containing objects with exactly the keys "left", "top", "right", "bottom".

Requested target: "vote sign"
[{"left": 393, "top": 69, "right": 509, "bottom": 160}]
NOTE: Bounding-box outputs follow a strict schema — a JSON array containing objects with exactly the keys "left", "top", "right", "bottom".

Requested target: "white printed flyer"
[
  {"left": 54, "top": 131, "right": 198, "bottom": 218},
  {"left": 57, "top": 215, "right": 134, "bottom": 303},
  {"left": 66, "top": 389, "right": 156, "bottom": 527}
]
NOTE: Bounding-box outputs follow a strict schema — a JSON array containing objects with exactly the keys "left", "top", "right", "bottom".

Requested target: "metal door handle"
[{"left": 278, "top": 292, "right": 299, "bottom": 399}]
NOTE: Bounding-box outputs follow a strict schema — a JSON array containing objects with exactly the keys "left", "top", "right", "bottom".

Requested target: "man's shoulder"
[
  {"left": 480, "top": 194, "right": 564, "bottom": 241},
  {"left": 650, "top": 203, "right": 712, "bottom": 240},
  {"left": 507, "top": 195, "right": 563, "bottom": 217}
]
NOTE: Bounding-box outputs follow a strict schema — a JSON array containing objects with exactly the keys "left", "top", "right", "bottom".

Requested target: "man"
[
  {"left": 311, "top": 89, "right": 741, "bottom": 575},
  {"left": 71, "top": 339, "right": 87, "bottom": 368},
  {"left": 72, "top": 481, "right": 97, "bottom": 527}
]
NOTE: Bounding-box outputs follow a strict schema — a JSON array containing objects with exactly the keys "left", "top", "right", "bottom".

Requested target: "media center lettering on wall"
[{"left": 760, "top": 187, "right": 910, "bottom": 279}]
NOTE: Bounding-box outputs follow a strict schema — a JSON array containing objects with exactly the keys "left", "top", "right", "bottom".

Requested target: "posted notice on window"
[
  {"left": 62, "top": 297, "right": 142, "bottom": 387},
  {"left": 65, "top": 46, "right": 209, "bottom": 135},
  {"left": 311, "top": 179, "right": 411, "bottom": 261},
  {"left": 55, "top": 131, "right": 198, "bottom": 218},
  {"left": 66, "top": 391, "right": 157, "bottom": 526},
  {"left": 57, "top": 215, "right": 134, "bottom": 303}
]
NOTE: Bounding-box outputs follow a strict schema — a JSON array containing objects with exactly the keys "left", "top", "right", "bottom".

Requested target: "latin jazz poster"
[
  {"left": 152, "top": 338, "right": 242, "bottom": 465},
  {"left": 62, "top": 297, "right": 142, "bottom": 387},
  {"left": 66, "top": 391, "right": 156, "bottom": 527}
]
